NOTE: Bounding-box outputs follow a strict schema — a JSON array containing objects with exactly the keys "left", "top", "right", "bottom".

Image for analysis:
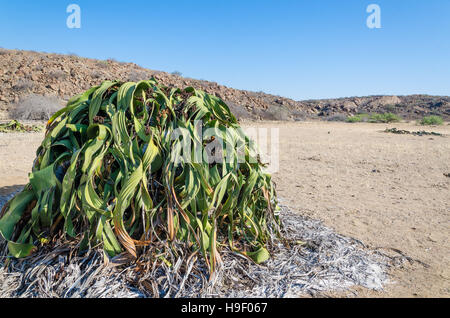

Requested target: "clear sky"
[{"left": 0, "top": 0, "right": 449, "bottom": 100}]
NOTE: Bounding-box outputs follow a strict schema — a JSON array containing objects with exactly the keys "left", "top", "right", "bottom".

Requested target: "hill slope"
[{"left": 0, "top": 49, "right": 449, "bottom": 120}]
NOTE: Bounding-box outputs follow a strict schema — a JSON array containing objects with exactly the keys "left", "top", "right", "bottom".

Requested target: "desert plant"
[
  {"left": 11, "top": 94, "right": 64, "bottom": 120},
  {"left": 96, "top": 60, "right": 109, "bottom": 69},
  {"left": 368, "top": 113, "right": 401, "bottom": 123},
  {"left": 90, "top": 70, "right": 104, "bottom": 79},
  {"left": 420, "top": 115, "right": 443, "bottom": 126},
  {"left": 171, "top": 71, "right": 183, "bottom": 77},
  {"left": 47, "top": 70, "right": 67, "bottom": 80},
  {"left": 0, "top": 79, "right": 281, "bottom": 274},
  {"left": 346, "top": 114, "right": 368, "bottom": 123},
  {"left": 127, "top": 69, "right": 150, "bottom": 82},
  {"left": 13, "top": 79, "right": 34, "bottom": 91}
]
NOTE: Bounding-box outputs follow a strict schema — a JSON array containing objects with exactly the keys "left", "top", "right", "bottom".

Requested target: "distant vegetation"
[
  {"left": 420, "top": 115, "right": 444, "bottom": 126},
  {"left": 346, "top": 114, "right": 368, "bottom": 123},
  {"left": 12, "top": 94, "right": 63, "bottom": 120},
  {"left": 368, "top": 113, "right": 401, "bottom": 123},
  {"left": 346, "top": 113, "right": 401, "bottom": 123}
]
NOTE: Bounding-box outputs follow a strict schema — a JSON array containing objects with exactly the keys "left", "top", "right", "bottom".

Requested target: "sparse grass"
[
  {"left": 32, "top": 65, "right": 44, "bottom": 72},
  {"left": 420, "top": 115, "right": 443, "bottom": 126},
  {"left": 11, "top": 94, "right": 64, "bottom": 120}
]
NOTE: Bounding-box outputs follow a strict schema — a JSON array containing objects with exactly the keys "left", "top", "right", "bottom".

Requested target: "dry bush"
[
  {"left": 13, "top": 79, "right": 34, "bottom": 91},
  {"left": 11, "top": 94, "right": 64, "bottom": 120},
  {"left": 420, "top": 115, "right": 444, "bottom": 126},
  {"left": 47, "top": 70, "right": 67, "bottom": 80},
  {"left": 126, "top": 69, "right": 150, "bottom": 82},
  {"left": 96, "top": 60, "right": 109, "bottom": 69},
  {"left": 33, "top": 65, "right": 44, "bottom": 72},
  {"left": 91, "top": 70, "right": 104, "bottom": 79}
]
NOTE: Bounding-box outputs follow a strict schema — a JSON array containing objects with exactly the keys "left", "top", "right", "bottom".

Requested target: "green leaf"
[
  {"left": 245, "top": 247, "right": 270, "bottom": 264},
  {"left": 7, "top": 241, "right": 35, "bottom": 258},
  {"left": 0, "top": 190, "right": 35, "bottom": 240}
]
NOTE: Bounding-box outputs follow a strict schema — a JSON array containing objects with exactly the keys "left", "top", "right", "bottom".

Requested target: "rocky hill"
[{"left": 0, "top": 49, "right": 449, "bottom": 121}]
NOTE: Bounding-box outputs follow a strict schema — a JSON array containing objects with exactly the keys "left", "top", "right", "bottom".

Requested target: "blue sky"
[{"left": 0, "top": 0, "right": 449, "bottom": 100}]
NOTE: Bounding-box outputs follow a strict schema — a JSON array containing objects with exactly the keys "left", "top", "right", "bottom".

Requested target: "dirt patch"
[{"left": 243, "top": 121, "right": 450, "bottom": 297}]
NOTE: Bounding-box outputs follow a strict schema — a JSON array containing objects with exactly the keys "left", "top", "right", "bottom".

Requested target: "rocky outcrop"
[{"left": 0, "top": 49, "right": 448, "bottom": 120}]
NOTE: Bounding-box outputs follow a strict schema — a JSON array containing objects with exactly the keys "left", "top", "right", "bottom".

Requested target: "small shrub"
[
  {"left": 11, "top": 94, "right": 64, "bottom": 120},
  {"left": 384, "top": 104, "right": 398, "bottom": 113},
  {"left": 96, "top": 60, "right": 109, "bottom": 69},
  {"left": 47, "top": 70, "right": 67, "bottom": 80},
  {"left": 369, "top": 113, "right": 401, "bottom": 123},
  {"left": 171, "top": 71, "right": 183, "bottom": 77},
  {"left": 346, "top": 114, "right": 368, "bottom": 123},
  {"left": 13, "top": 79, "right": 34, "bottom": 91},
  {"left": 127, "top": 69, "right": 149, "bottom": 82},
  {"left": 91, "top": 70, "right": 104, "bottom": 79},
  {"left": 33, "top": 65, "right": 44, "bottom": 72},
  {"left": 420, "top": 115, "right": 443, "bottom": 126}
]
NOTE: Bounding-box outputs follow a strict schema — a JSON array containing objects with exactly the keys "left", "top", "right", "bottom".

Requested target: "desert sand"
[{"left": 0, "top": 121, "right": 449, "bottom": 297}]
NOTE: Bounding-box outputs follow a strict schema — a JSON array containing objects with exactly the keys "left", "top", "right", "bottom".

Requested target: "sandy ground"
[{"left": 0, "top": 121, "right": 449, "bottom": 297}]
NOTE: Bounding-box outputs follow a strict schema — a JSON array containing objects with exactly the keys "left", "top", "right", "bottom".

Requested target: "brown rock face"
[{"left": 0, "top": 49, "right": 449, "bottom": 120}]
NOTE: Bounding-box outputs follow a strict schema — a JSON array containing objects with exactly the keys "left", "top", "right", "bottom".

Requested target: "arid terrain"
[
  {"left": 1, "top": 121, "right": 449, "bottom": 297},
  {"left": 0, "top": 49, "right": 449, "bottom": 121},
  {"left": 250, "top": 121, "right": 450, "bottom": 297},
  {"left": 0, "top": 49, "right": 449, "bottom": 297}
]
